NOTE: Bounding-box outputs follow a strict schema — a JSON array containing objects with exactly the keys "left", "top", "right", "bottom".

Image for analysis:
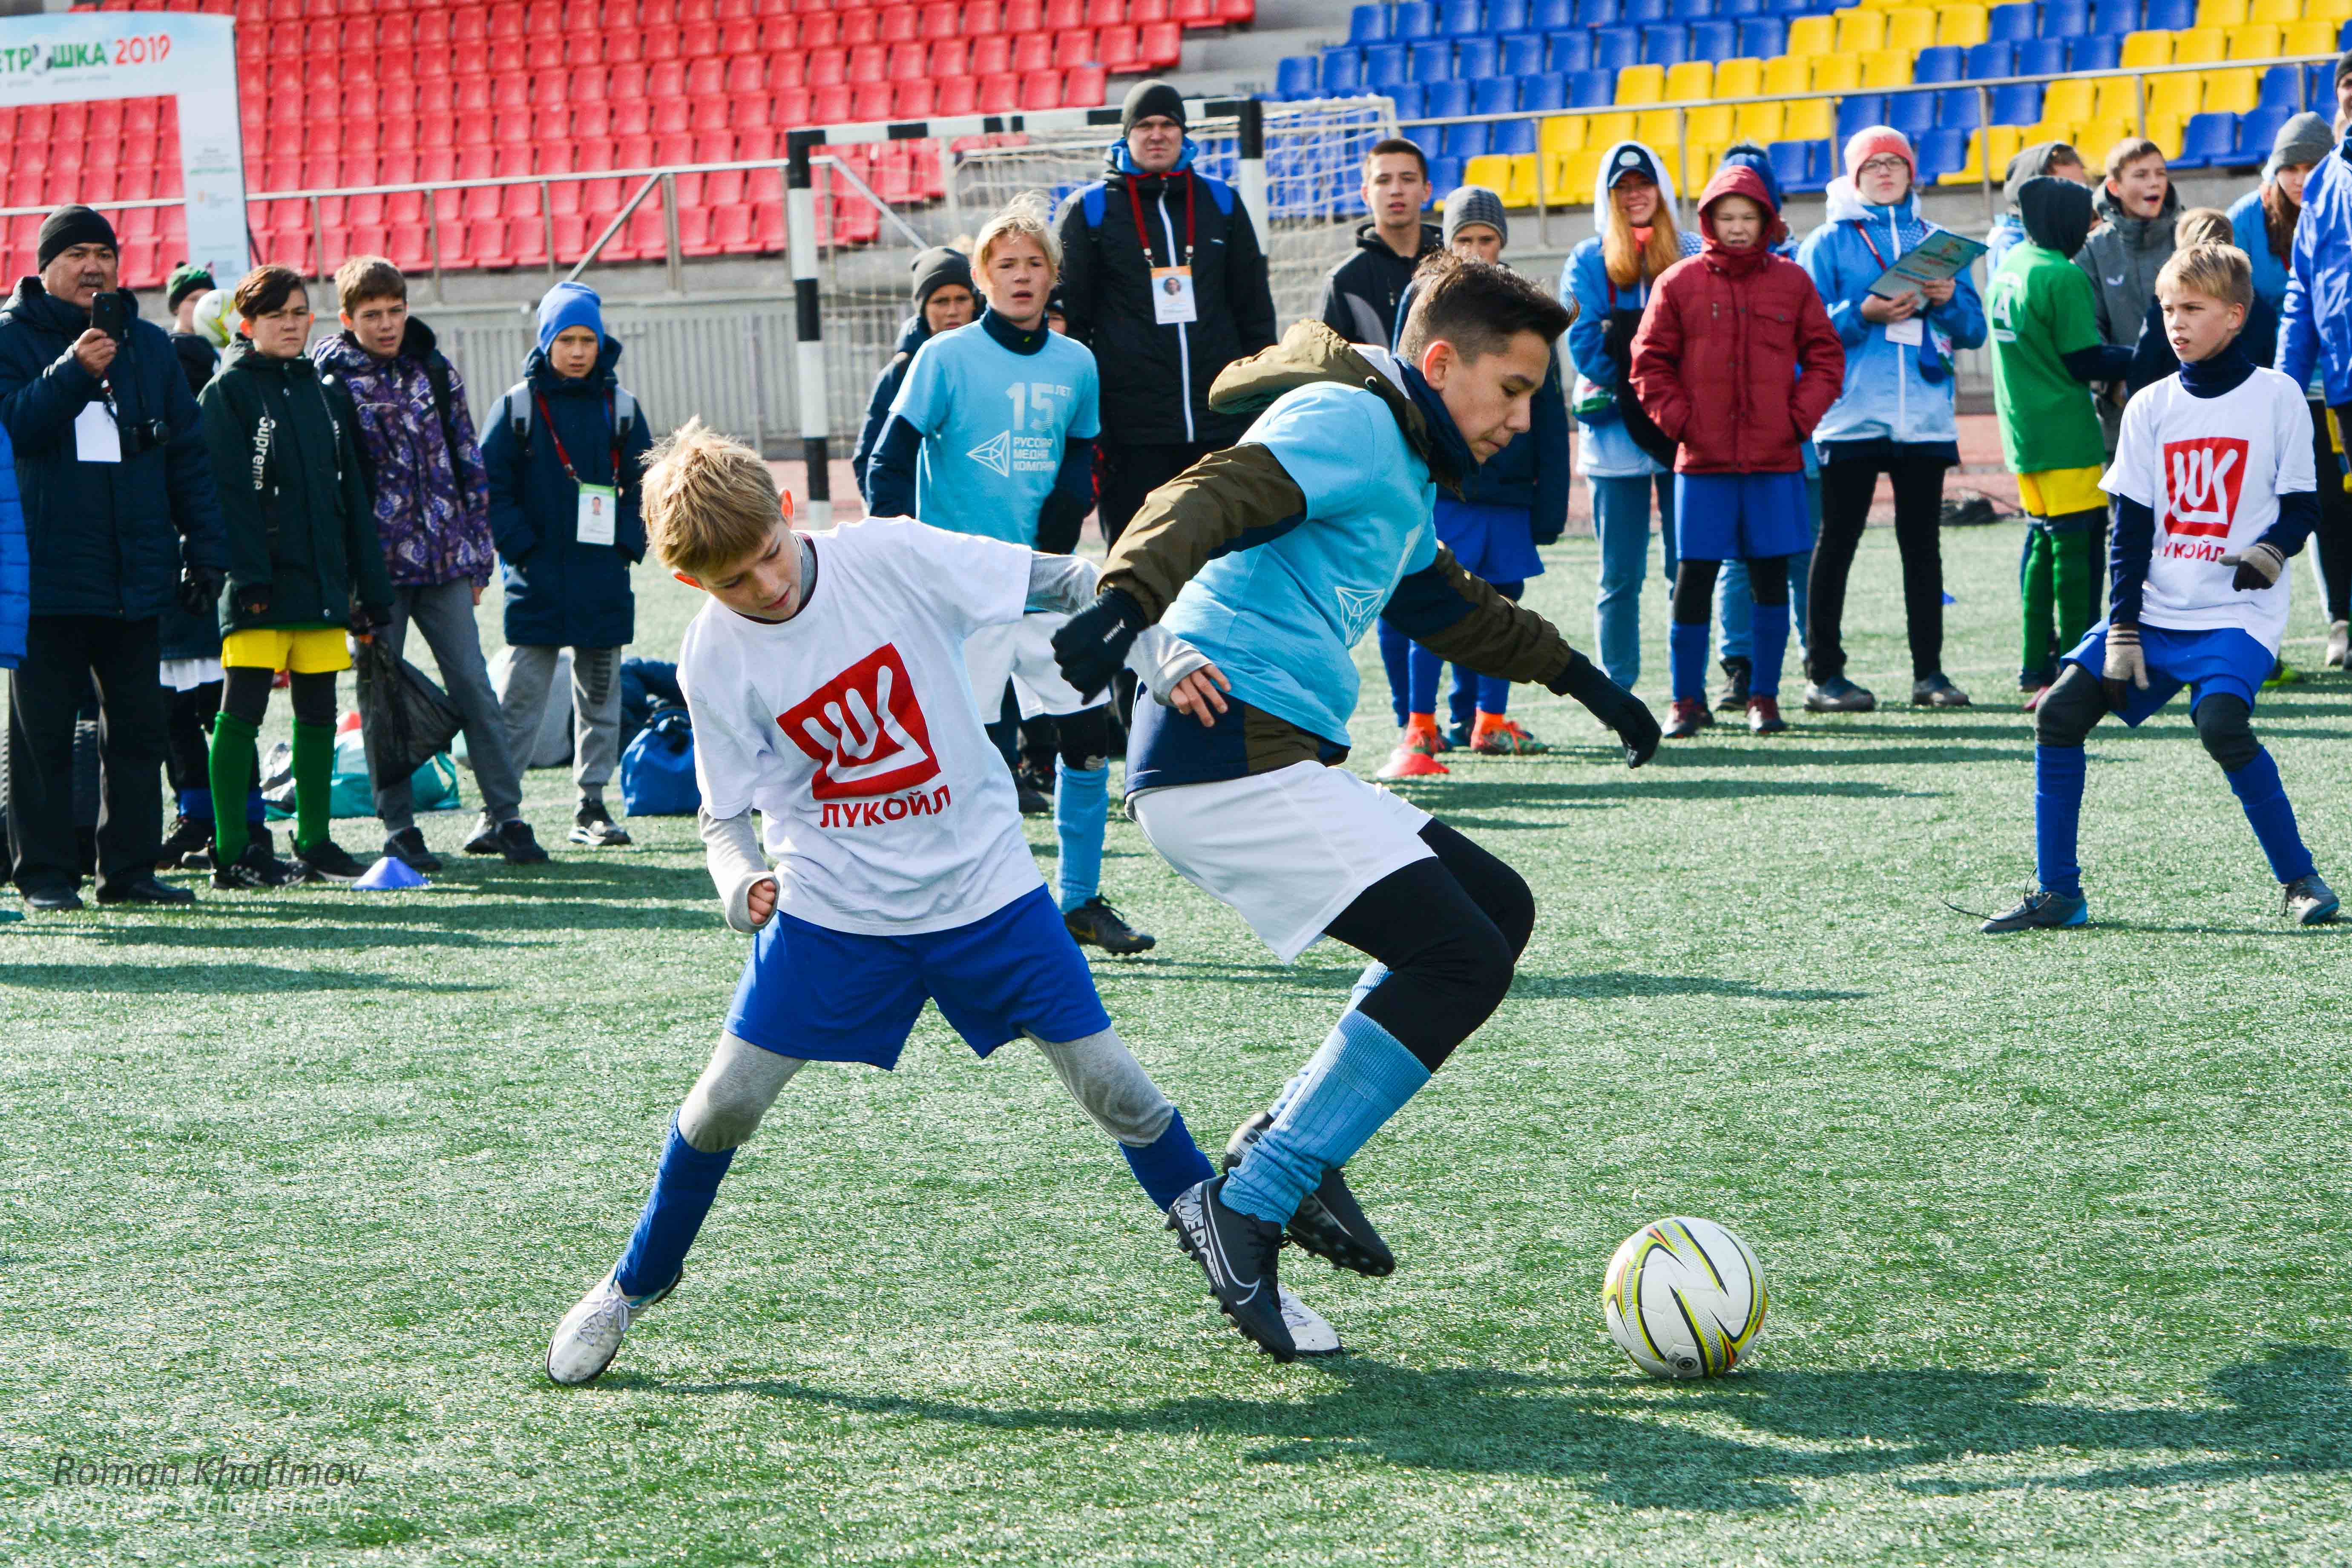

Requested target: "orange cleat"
[{"left": 1468, "top": 713, "right": 1548, "bottom": 755}]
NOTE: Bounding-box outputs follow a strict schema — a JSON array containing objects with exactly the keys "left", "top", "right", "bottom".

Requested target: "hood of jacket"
[
  {"left": 1822, "top": 174, "right": 1921, "bottom": 229},
  {"left": 1105, "top": 137, "right": 1201, "bottom": 180},
  {"left": 311, "top": 315, "right": 446, "bottom": 378},
  {"left": 2002, "top": 142, "right": 2063, "bottom": 210},
  {"left": 1589, "top": 140, "right": 1683, "bottom": 238},
  {"left": 892, "top": 313, "right": 930, "bottom": 357},
  {"left": 1352, "top": 220, "right": 1441, "bottom": 261},
  {"left": 2019, "top": 176, "right": 2096, "bottom": 259},
  {"left": 1696, "top": 164, "right": 1786, "bottom": 273},
  {"left": 1208, "top": 320, "right": 1470, "bottom": 492},
  {"left": 2092, "top": 180, "right": 2181, "bottom": 252}
]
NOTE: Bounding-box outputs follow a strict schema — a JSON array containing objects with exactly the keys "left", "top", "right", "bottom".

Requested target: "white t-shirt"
[
  {"left": 2102, "top": 365, "right": 2315, "bottom": 650},
  {"left": 677, "top": 517, "right": 1039, "bottom": 935}
]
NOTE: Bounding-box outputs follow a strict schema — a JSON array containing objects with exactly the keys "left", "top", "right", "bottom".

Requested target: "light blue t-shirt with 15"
[{"left": 886, "top": 321, "right": 1101, "bottom": 545}]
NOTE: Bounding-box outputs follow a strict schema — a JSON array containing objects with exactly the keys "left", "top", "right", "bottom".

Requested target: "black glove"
[
  {"left": 1052, "top": 587, "right": 1147, "bottom": 702},
  {"left": 236, "top": 584, "right": 271, "bottom": 621},
  {"left": 1551, "top": 652, "right": 1659, "bottom": 767},
  {"left": 348, "top": 604, "right": 389, "bottom": 638},
  {"left": 177, "top": 564, "right": 225, "bottom": 617}
]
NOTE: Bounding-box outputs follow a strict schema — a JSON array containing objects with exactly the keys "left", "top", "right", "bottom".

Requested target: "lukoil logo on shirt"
[
  {"left": 2163, "top": 437, "right": 2246, "bottom": 540},
  {"left": 779, "top": 644, "right": 941, "bottom": 800}
]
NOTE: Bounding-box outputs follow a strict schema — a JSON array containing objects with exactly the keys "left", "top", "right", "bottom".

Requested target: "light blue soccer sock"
[
  {"left": 1265, "top": 963, "right": 1389, "bottom": 1122},
  {"left": 613, "top": 1117, "right": 735, "bottom": 1300},
  {"left": 1054, "top": 760, "right": 1109, "bottom": 913},
  {"left": 2034, "top": 744, "right": 2087, "bottom": 900},
  {"left": 1749, "top": 601, "right": 1791, "bottom": 698},
  {"left": 1224, "top": 1010, "right": 1431, "bottom": 1226},
  {"left": 1668, "top": 619, "right": 1709, "bottom": 703},
  {"left": 1120, "top": 1108, "right": 1216, "bottom": 1210},
  {"left": 2223, "top": 747, "right": 2317, "bottom": 885}
]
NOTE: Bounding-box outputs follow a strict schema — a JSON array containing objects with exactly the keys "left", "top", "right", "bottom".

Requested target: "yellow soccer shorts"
[
  {"left": 2016, "top": 466, "right": 2107, "bottom": 520},
  {"left": 221, "top": 625, "right": 351, "bottom": 674}
]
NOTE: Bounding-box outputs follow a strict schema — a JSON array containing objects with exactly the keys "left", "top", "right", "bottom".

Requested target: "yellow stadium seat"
[
  {"left": 1812, "top": 52, "right": 1863, "bottom": 90},
  {"left": 2147, "top": 114, "right": 2185, "bottom": 157},
  {"left": 2246, "top": 0, "right": 2300, "bottom": 21},
  {"left": 2021, "top": 118, "right": 2080, "bottom": 148},
  {"left": 1936, "top": 4, "right": 1990, "bottom": 46},
  {"left": 2194, "top": 0, "right": 2250, "bottom": 24},
  {"left": 2171, "top": 26, "right": 2226, "bottom": 60},
  {"left": 1733, "top": 101, "right": 1786, "bottom": 140},
  {"left": 1862, "top": 48, "right": 1916, "bottom": 84},
  {"left": 2148, "top": 73, "right": 2202, "bottom": 118},
  {"left": 1634, "top": 106, "right": 1681, "bottom": 146},
  {"left": 1883, "top": 7, "right": 1938, "bottom": 49},
  {"left": 1786, "top": 14, "right": 1836, "bottom": 53},
  {"left": 2202, "top": 66, "right": 2260, "bottom": 112},
  {"left": 2306, "top": 0, "right": 2352, "bottom": 22},
  {"left": 2280, "top": 18, "right": 2338, "bottom": 51},
  {"left": 1507, "top": 155, "right": 1540, "bottom": 206},
  {"left": 1689, "top": 103, "right": 1737, "bottom": 144},
  {"left": 1784, "top": 97, "right": 1837, "bottom": 138},
  {"left": 1462, "top": 154, "right": 1515, "bottom": 199},
  {"left": 1762, "top": 54, "right": 1810, "bottom": 94},
  {"left": 2042, "top": 78, "right": 2097, "bottom": 123},
  {"left": 2093, "top": 76, "right": 2139, "bottom": 120},
  {"left": 1586, "top": 109, "right": 1637, "bottom": 145},
  {"left": 1617, "top": 63, "right": 1666, "bottom": 104},
  {"left": 1665, "top": 60, "right": 1715, "bottom": 101},
  {"left": 1714, "top": 57, "right": 1765, "bottom": 98},
  {"left": 1541, "top": 115, "right": 1587, "bottom": 156},
  {"left": 2076, "top": 118, "right": 2135, "bottom": 159},
  {"left": 2120, "top": 29, "right": 2175, "bottom": 66},
  {"left": 2226, "top": 21, "right": 2284, "bottom": 55},
  {"left": 1554, "top": 147, "right": 1604, "bottom": 201},
  {"left": 1834, "top": 9, "right": 1889, "bottom": 49},
  {"left": 1938, "top": 125, "right": 1991, "bottom": 184}
]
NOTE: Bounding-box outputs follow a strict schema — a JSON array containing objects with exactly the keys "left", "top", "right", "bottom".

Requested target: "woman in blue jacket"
[
  {"left": 1562, "top": 141, "right": 1698, "bottom": 695},
  {"left": 1797, "top": 127, "right": 1987, "bottom": 713},
  {"left": 483, "top": 284, "right": 655, "bottom": 850}
]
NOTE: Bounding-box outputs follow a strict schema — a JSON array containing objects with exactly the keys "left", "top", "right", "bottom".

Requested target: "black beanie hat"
[
  {"left": 1121, "top": 78, "right": 1186, "bottom": 132},
  {"left": 2336, "top": 46, "right": 2352, "bottom": 85},
  {"left": 910, "top": 246, "right": 973, "bottom": 308},
  {"left": 37, "top": 204, "right": 118, "bottom": 271}
]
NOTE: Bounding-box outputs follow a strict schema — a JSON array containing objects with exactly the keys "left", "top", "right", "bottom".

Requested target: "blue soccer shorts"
[
  {"left": 1673, "top": 470, "right": 1814, "bottom": 562},
  {"left": 725, "top": 884, "right": 1112, "bottom": 1068},
  {"left": 2061, "top": 621, "right": 2276, "bottom": 725}
]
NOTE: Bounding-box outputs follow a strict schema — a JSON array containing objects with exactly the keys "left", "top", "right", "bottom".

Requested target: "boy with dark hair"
[
  {"left": 1317, "top": 138, "right": 1439, "bottom": 346},
  {"left": 313, "top": 256, "right": 542, "bottom": 870},
  {"left": 482, "top": 283, "right": 654, "bottom": 850},
  {"left": 2077, "top": 137, "right": 2179, "bottom": 451},
  {"left": 198, "top": 267, "right": 393, "bottom": 887},
  {"left": 1052, "top": 256, "right": 1657, "bottom": 1360},
  {"left": 1984, "top": 244, "right": 2338, "bottom": 932}
]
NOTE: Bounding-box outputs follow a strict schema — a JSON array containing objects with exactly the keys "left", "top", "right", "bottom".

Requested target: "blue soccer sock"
[
  {"left": 1377, "top": 619, "right": 1413, "bottom": 727},
  {"left": 613, "top": 1117, "right": 735, "bottom": 1300},
  {"left": 1120, "top": 1108, "right": 1216, "bottom": 1210},
  {"left": 2223, "top": 746, "right": 2317, "bottom": 885},
  {"left": 177, "top": 786, "right": 213, "bottom": 822},
  {"left": 1224, "top": 1010, "right": 1431, "bottom": 1226},
  {"left": 1264, "top": 962, "right": 1390, "bottom": 1123},
  {"left": 1406, "top": 640, "right": 1443, "bottom": 716},
  {"left": 2034, "top": 743, "right": 2087, "bottom": 900},
  {"left": 1054, "top": 760, "right": 1109, "bottom": 913},
  {"left": 1669, "top": 619, "right": 1709, "bottom": 703},
  {"left": 1749, "top": 600, "right": 1791, "bottom": 698}
]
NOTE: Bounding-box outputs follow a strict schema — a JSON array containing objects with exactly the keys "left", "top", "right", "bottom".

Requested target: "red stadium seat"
[
  {"left": 929, "top": 37, "right": 969, "bottom": 76},
  {"left": 800, "top": 11, "right": 838, "bottom": 46},
  {"left": 686, "top": 57, "right": 724, "bottom": 95},
  {"left": 713, "top": 204, "right": 758, "bottom": 253},
  {"left": 811, "top": 82, "right": 852, "bottom": 121},
  {"left": 839, "top": 9, "right": 878, "bottom": 44},
  {"left": 724, "top": 55, "right": 765, "bottom": 92},
  {"left": 681, "top": 21, "right": 718, "bottom": 53},
  {"left": 705, "top": 168, "right": 748, "bottom": 204},
  {"left": 451, "top": 6, "right": 487, "bottom": 45},
  {"left": 653, "top": 132, "right": 693, "bottom": 164},
  {"left": 1218, "top": 0, "right": 1252, "bottom": 18},
  {"left": 739, "top": 127, "right": 781, "bottom": 159},
  {"left": 690, "top": 98, "right": 730, "bottom": 133},
  {"left": 1097, "top": 23, "right": 1140, "bottom": 68},
  {"left": 647, "top": 60, "right": 686, "bottom": 96},
  {"left": 510, "top": 216, "right": 551, "bottom": 268},
  {"left": 977, "top": 71, "right": 1020, "bottom": 109},
  {"left": 1136, "top": 19, "right": 1180, "bottom": 65},
  {"left": 846, "top": 44, "right": 886, "bottom": 83},
  {"left": 893, "top": 78, "right": 937, "bottom": 117},
  {"left": 935, "top": 75, "right": 978, "bottom": 114},
  {"left": 771, "top": 49, "right": 807, "bottom": 87},
  {"left": 1011, "top": 32, "right": 1053, "bottom": 71},
  {"left": 1064, "top": 63, "right": 1108, "bottom": 102},
  {"left": 918, "top": 0, "right": 962, "bottom": 32},
  {"left": 1018, "top": 69, "right": 1065, "bottom": 107},
  {"left": 461, "top": 184, "right": 502, "bottom": 220},
  {"left": 488, "top": 2, "right": 523, "bottom": 39},
  {"left": 1043, "top": 0, "right": 1082, "bottom": 28},
  {"left": 677, "top": 207, "right": 714, "bottom": 255},
  {"left": 878, "top": 3, "right": 917, "bottom": 40},
  {"left": 553, "top": 212, "right": 590, "bottom": 260},
  {"left": 752, "top": 201, "right": 785, "bottom": 250},
  {"left": 605, "top": 30, "right": 644, "bottom": 64},
  {"left": 654, "top": 98, "right": 690, "bottom": 133},
  {"left": 691, "top": 130, "right": 734, "bottom": 162},
  {"left": 347, "top": 222, "right": 391, "bottom": 260},
  {"left": 461, "top": 216, "right": 511, "bottom": 267},
  {"left": 1004, "top": 0, "right": 1044, "bottom": 29},
  {"left": 1052, "top": 29, "right": 1098, "bottom": 66},
  {"left": 1172, "top": 0, "right": 1216, "bottom": 23},
  {"left": 970, "top": 34, "right": 1011, "bottom": 74},
  {"left": 644, "top": 29, "right": 679, "bottom": 62},
  {"left": 851, "top": 82, "right": 892, "bottom": 120},
  {"left": 773, "top": 86, "right": 811, "bottom": 125},
  {"left": 527, "top": 1, "right": 564, "bottom": 33}
]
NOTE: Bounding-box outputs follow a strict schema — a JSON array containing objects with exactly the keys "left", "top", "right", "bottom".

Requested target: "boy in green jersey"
[{"left": 1986, "top": 177, "right": 2132, "bottom": 707}]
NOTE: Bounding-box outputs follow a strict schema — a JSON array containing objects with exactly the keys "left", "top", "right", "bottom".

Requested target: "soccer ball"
[{"left": 1601, "top": 1217, "right": 1767, "bottom": 1379}]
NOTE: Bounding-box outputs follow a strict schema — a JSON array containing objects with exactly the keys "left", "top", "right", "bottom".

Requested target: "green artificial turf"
[{"left": 3, "top": 521, "right": 2347, "bottom": 1565}]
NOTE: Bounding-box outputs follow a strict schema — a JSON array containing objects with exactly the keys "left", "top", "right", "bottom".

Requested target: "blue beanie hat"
[{"left": 536, "top": 282, "right": 604, "bottom": 354}]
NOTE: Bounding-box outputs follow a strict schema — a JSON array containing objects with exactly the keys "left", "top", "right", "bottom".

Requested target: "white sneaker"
[
  {"left": 1280, "top": 1286, "right": 1343, "bottom": 1357},
  {"left": 546, "top": 1270, "right": 673, "bottom": 1385}
]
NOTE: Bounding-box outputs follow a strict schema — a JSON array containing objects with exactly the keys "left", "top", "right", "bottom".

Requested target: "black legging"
[
  {"left": 1323, "top": 821, "right": 1534, "bottom": 1073},
  {"left": 1672, "top": 554, "right": 1788, "bottom": 622},
  {"left": 222, "top": 665, "right": 336, "bottom": 729},
  {"left": 2310, "top": 402, "right": 2351, "bottom": 624},
  {"left": 1809, "top": 446, "right": 1952, "bottom": 682}
]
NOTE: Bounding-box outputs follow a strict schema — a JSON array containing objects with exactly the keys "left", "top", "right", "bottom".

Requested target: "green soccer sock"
[
  {"left": 2052, "top": 520, "right": 2101, "bottom": 651},
  {"left": 208, "top": 711, "right": 260, "bottom": 866},
  {"left": 293, "top": 720, "right": 334, "bottom": 853},
  {"left": 2019, "top": 524, "right": 2055, "bottom": 681}
]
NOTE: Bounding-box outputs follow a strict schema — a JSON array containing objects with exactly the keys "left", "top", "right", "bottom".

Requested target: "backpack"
[
  {"left": 619, "top": 705, "right": 699, "bottom": 817},
  {"left": 497, "top": 380, "right": 639, "bottom": 475},
  {"left": 1079, "top": 170, "right": 1235, "bottom": 232}
]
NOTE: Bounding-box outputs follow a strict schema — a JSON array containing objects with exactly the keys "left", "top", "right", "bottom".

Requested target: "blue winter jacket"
[
  {"left": 482, "top": 336, "right": 653, "bottom": 649},
  {"left": 0, "top": 422, "right": 24, "bottom": 669},
  {"left": 0, "top": 278, "right": 227, "bottom": 622},
  {"left": 1798, "top": 178, "right": 1987, "bottom": 449},
  {"left": 850, "top": 314, "right": 929, "bottom": 496},
  {"left": 2279, "top": 144, "right": 2352, "bottom": 406},
  {"left": 1389, "top": 275, "right": 1570, "bottom": 542}
]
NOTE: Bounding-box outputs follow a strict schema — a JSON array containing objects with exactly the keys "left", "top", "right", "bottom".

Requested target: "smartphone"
[{"left": 91, "top": 294, "right": 127, "bottom": 340}]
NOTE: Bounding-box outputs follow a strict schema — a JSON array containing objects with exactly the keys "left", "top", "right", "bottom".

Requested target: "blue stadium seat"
[
  {"left": 1886, "top": 89, "right": 1939, "bottom": 137},
  {"left": 1493, "top": 118, "right": 1540, "bottom": 153},
  {"left": 1689, "top": 20, "right": 1737, "bottom": 58},
  {"left": 1502, "top": 33, "right": 1548, "bottom": 74},
  {"left": 1426, "top": 77, "right": 1475, "bottom": 115},
  {"left": 2067, "top": 34, "right": 2118, "bottom": 72},
  {"left": 1444, "top": 121, "right": 1491, "bottom": 157},
  {"left": 2258, "top": 66, "right": 2300, "bottom": 112},
  {"left": 1964, "top": 41, "right": 2015, "bottom": 77},
  {"left": 1770, "top": 138, "right": 1829, "bottom": 191},
  {"left": 1937, "top": 86, "right": 1984, "bottom": 127},
  {"left": 1321, "top": 47, "right": 1366, "bottom": 91},
  {"left": 1914, "top": 46, "right": 1963, "bottom": 83},
  {"left": 1549, "top": 29, "right": 1594, "bottom": 69},
  {"left": 1277, "top": 56, "right": 1318, "bottom": 97},
  {"left": 1671, "top": 0, "right": 1719, "bottom": 16},
  {"left": 1489, "top": 0, "right": 1533, "bottom": 32},
  {"left": 2238, "top": 105, "right": 2289, "bottom": 163},
  {"left": 1392, "top": 1, "right": 1438, "bottom": 39},
  {"left": 2343, "top": 18, "right": 2352, "bottom": 48},
  {"left": 1438, "top": 0, "right": 1485, "bottom": 35},
  {"left": 1363, "top": 43, "right": 1409, "bottom": 88},
  {"left": 1410, "top": 40, "right": 1456, "bottom": 81},
  {"left": 1916, "top": 127, "right": 1967, "bottom": 181},
  {"left": 2142, "top": 0, "right": 2191, "bottom": 29},
  {"left": 2014, "top": 37, "right": 2064, "bottom": 76},
  {"left": 1570, "top": 67, "right": 1618, "bottom": 105},
  {"left": 1737, "top": 18, "right": 1786, "bottom": 56},
  {"left": 1529, "top": 0, "right": 1574, "bottom": 25},
  {"left": 1474, "top": 75, "right": 1516, "bottom": 113},
  {"left": 1521, "top": 70, "right": 1571, "bottom": 107},
  {"left": 2174, "top": 111, "right": 2235, "bottom": 169},
  {"left": 1348, "top": 5, "right": 1388, "bottom": 44},
  {"left": 1990, "top": 82, "right": 2041, "bottom": 123},
  {"left": 1837, "top": 94, "right": 1888, "bottom": 141},
  {"left": 2087, "top": 0, "right": 2137, "bottom": 37},
  {"left": 1577, "top": 0, "right": 1622, "bottom": 25},
  {"left": 2313, "top": 64, "right": 2337, "bottom": 111},
  {"left": 1593, "top": 25, "right": 1642, "bottom": 70},
  {"left": 1985, "top": 2, "right": 2035, "bottom": 42},
  {"left": 1642, "top": 24, "right": 1690, "bottom": 63},
  {"left": 1719, "top": 0, "right": 1763, "bottom": 13},
  {"left": 1625, "top": 0, "right": 1673, "bottom": 20},
  {"left": 1392, "top": 81, "right": 1429, "bottom": 116},
  {"left": 1457, "top": 35, "right": 1500, "bottom": 75},
  {"left": 2041, "top": 0, "right": 2089, "bottom": 37},
  {"left": 1428, "top": 154, "right": 1466, "bottom": 193}
]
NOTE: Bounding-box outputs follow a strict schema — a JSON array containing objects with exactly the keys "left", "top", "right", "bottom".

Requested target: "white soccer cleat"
[
  {"left": 1280, "top": 1286, "right": 1344, "bottom": 1357},
  {"left": 547, "top": 1271, "right": 668, "bottom": 1385}
]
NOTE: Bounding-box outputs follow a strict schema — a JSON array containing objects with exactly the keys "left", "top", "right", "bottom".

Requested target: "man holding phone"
[{"left": 0, "top": 204, "right": 227, "bottom": 911}]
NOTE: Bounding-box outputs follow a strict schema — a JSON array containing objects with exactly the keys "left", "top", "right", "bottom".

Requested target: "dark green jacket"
[{"left": 198, "top": 340, "right": 392, "bottom": 634}]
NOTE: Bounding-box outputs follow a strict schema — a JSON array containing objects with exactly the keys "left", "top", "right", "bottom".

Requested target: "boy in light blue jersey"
[
  {"left": 866, "top": 195, "right": 1151, "bottom": 956},
  {"left": 1054, "top": 256, "right": 1662, "bottom": 1360}
]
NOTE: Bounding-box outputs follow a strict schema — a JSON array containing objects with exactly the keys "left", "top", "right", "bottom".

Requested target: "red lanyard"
[
  {"left": 1853, "top": 223, "right": 1891, "bottom": 272},
  {"left": 534, "top": 391, "right": 619, "bottom": 489},
  {"left": 1127, "top": 171, "right": 1195, "bottom": 268}
]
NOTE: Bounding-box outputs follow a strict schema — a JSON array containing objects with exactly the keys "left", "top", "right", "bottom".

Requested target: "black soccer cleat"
[
  {"left": 570, "top": 801, "right": 633, "bottom": 847},
  {"left": 212, "top": 840, "right": 291, "bottom": 890},
  {"left": 1065, "top": 895, "right": 1156, "bottom": 955},
  {"left": 1167, "top": 1175, "right": 1297, "bottom": 1361},
  {"left": 1224, "top": 1112, "right": 1396, "bottom": 1277},
  {"left": 289, "top": 839, "right": 369, "bottom": 883}
]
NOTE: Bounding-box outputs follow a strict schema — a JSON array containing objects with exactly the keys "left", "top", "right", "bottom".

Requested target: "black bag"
[
  {"left": 356, "top": 636, "right": 464, "bottom": 788},
  {"left": 1601, "top": 308, "right": 1682, "bottom": 471}
]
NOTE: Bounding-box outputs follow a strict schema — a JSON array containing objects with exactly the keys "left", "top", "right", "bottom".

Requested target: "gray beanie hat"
[
  {"left": 2269, "top": 111, "right": 2335, "bottom": 180},
  {"left": 1441, "top": 185, "right": 1507, "bottom": 249}
]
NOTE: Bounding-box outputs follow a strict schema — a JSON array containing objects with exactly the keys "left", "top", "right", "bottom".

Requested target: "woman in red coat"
[{"left": 1631, "top": 162, "right": 1844, "bottom": 737}]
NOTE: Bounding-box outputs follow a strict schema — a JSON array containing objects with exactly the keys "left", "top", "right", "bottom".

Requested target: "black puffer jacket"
[
  {"left": 1056, "top": 139, "right": 1278, "bottom": 448},
  {"left": 197, "top": 339, "right": 391, "bottom": 634},
  {"left": 0, "top": 277, "right": 225, "bottom": 622}
]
